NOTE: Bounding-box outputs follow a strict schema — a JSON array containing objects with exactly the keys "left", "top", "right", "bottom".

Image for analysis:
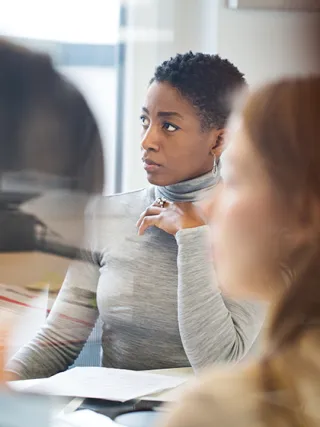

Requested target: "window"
[
  {"left": 0, "top": 0, "right": 121, "bottom": 192},
  {"left": 0, "top": 0, "right": 120, "bottom": 44}
]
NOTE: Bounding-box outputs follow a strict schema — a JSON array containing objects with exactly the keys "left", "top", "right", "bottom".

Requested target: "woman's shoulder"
[
  {"left": 89, "top": 187, "right": 155, "bottom": 216},
  {"left": 83, "top": 188, "right": 156, "bottom": 247},
  {"left": 160, "top": 364, "right": 263, "bottom": 427}
]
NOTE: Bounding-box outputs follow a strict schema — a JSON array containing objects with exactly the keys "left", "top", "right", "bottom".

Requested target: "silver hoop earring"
[{"left": 213, "top": 155, "right": 217, "bottom": 175}]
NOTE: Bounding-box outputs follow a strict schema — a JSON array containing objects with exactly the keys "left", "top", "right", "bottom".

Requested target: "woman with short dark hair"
[{"left": 7, "top": 52, "right": 264, "bottom": 379}]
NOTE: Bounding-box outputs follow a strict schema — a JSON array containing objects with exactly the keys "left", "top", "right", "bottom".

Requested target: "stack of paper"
[{"left": 9, "top": 367, "right": 187, "bottom": 402}]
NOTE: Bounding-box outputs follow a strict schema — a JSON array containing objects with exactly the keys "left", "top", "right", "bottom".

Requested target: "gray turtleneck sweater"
[{"left": 8, "top": 173, "right": 265, "bottom": 379}]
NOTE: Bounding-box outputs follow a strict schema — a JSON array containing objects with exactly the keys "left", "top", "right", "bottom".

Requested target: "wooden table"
[{"left": 0, "top": 252, "right": 70, "bottom": 290}]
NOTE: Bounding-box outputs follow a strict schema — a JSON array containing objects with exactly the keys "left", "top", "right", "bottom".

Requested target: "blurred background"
[
  {"left": 0, "top": 0, "right": 319, "bottom": 365},
  {"left": 1, "top": 0, "right": 319, "bottom": 194}
]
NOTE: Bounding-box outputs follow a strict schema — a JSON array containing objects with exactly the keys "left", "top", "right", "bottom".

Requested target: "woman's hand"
[{"left": 137, "top": 200, "right": 206, "bottom": 236}]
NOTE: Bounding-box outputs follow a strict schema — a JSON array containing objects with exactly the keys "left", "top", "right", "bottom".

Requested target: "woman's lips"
[{"left": 143, "top": 159, "right": 161, "bottom": 172}]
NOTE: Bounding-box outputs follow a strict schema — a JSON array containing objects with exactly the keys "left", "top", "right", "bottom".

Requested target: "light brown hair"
[{"left": 243, "top": 76, "right": 320, "bottom": 426}]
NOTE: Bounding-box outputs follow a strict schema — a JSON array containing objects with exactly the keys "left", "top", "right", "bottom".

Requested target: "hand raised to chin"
[{"left": 136, "top": 198, "right": 206, "bottom": 236}]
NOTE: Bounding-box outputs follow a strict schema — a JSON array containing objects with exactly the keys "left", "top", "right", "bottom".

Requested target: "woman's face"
[
  {"left": 208, "top": 119, "right": 283, "bottom": 301},
  {"left": 140, "top": 82, "right": 221, "bottom": 186}
]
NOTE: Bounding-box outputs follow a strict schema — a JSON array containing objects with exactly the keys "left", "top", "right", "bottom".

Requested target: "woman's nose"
[{"left": 141, "top": 126, "right": 161, "bottom": 152}]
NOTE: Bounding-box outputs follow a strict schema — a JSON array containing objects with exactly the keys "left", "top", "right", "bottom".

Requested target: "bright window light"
[{"left": 0, "top": 0, "right": 120, "bottom": 44}]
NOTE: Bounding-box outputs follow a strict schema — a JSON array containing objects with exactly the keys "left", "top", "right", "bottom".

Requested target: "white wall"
[
  {"left": 61, "top": 67, "right": 117, "bottom": 193},
  {"left": 121, "top": 0, "right": 170, "bottom": 192},
  {"left": 0, "top": 1, "right": 119, "bottom": 194},
  {"left": 122, "top": 0, "right": 215, "bottom": 192},
  {"left": 216, "top": 0, "right": 320, "bottom": 85},
  {"left": 0, "top": 0, "right": 119, "bottom": 44},
  {"left": 122, "top": 0, "right": 320, "bottom": 191}
]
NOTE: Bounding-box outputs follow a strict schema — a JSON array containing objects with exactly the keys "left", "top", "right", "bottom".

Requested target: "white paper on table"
[
  {"left": 15, "top": 367, "right": 187, "bottom": 402},
  {"left": 140, "top": 368, "right": 194, "bottom": 403},
  {"left": 8, "top": 381, "right": 79, "bottom": 418},
  {"left": 9, "top": 378, "right": 42, "bottom": 392}
]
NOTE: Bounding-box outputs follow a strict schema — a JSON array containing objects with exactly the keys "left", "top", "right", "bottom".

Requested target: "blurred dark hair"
[{"left": 0, "top": 38, "right": 104, "bottom": 194}]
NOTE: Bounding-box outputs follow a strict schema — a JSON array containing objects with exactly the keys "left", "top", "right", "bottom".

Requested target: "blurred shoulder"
[
  {"left": 86, "top": 187, "right": 156, "bottom": 219},
  {"left": 160, "top": 364, "right": 263, "bottom": 427}
]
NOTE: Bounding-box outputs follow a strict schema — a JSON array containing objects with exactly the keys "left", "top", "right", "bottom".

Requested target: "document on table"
[
  {"left": 9, "top": 378, "right": 42, "bottom": 392},
  {"left": 10, "top": 367, "right": 188, "bottom": 402}
]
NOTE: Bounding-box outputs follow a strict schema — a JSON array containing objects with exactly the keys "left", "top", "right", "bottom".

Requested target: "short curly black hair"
[{"left": 150, "top": 51, "right": 246, "bottom": 131}]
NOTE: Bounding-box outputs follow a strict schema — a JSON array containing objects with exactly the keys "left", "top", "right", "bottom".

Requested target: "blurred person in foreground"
[
  {"left": 0, "top": 38, "right": 104, "bottom": 369},
  {"left": 7, "top": 52, "right": 265, "bottom": 380},
  {"left": 0, "top": 40, "right": 103, "bottom": 193},
  {"left": 0, "top": 39, "right": 104, "bottom": 257},
  {"left": 160, "top": 76, "right": 320, "bottom": 427}
]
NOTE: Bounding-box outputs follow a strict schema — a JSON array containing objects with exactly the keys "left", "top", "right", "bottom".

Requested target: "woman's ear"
[{"left": 210, "top": 129, "right": 225, "bottom": 159}]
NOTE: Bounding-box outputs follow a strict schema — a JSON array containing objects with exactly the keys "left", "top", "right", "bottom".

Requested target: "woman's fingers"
[
  {"left": 137, "top": 215, "right": 161, "bottom": 236},
  {"left": 136, "top": 206, "right": 162, "bottom": 228}
]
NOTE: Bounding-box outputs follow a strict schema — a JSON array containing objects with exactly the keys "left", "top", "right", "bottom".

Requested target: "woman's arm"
[
  {"left": 137, "top": 200, "right": 265, "bottom": 370},
  {"left": 6, "top": 198, "right": 101, "bottom": 380},
  {"left": 6, "top": 258, "right": 100, "bottom": 380},
  {"left": 176, "top": 226, "right": 266, "bottom": 371}
]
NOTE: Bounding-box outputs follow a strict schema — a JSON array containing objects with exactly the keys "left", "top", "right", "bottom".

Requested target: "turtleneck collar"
[{"left": 155, "top": 170, "right": 219, "bottom": 202}]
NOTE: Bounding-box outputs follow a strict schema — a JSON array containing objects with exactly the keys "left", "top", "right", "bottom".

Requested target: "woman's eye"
[
  {"left": 163, "top": 122, "right": 179, "bottom": 132},
  {"left": 140, "top": 115, "right": 150, "bottom": 127}
]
